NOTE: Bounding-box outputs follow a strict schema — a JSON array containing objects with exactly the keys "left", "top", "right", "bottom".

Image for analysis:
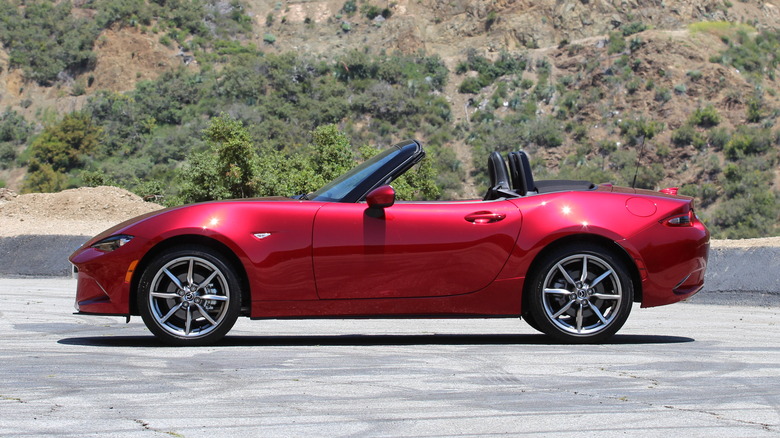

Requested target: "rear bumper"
[{"left": 623, "top": 220, "right": 710, "bottom": 308}]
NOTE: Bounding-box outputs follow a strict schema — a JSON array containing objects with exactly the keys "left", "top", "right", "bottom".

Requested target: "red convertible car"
[{"left": 70, "top": 140, "right": 710, "bottom": 345}]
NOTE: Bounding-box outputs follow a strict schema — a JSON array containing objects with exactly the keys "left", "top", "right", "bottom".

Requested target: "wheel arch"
[
  {"left": 129, "top": 235, "right": 251, "bottom": 316},
  {"left": 520, "top": 233, "right": 643, "bottom": 316}
]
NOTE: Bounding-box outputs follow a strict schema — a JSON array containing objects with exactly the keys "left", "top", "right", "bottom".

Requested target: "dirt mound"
[{"left": 0, "top": 186, "right": 163, "bottom": 237}]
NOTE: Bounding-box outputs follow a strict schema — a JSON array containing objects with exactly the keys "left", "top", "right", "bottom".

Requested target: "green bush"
[
  {"left": 715, "top": 28, "right": 780, "bottom": 80},
  {"left": 619, "top": 118, "right": 664, "bottom": 144},
  {"left": 341, "top": 0, "right": 357, "bottom": 15},
  {"left": 654, "top": 88, "right": 671, "bottom": 103},
  {"left": 27, "top": 112, "right": 102, "bottom": 173},
  {"left": 723, "top": 127, "right": 774, "bottom": 159},
  {"left": 689, "top": 105, "right": 721, "bottom": 127},
  {"left": 687, "top": 70, "right": 703, "bottom": 81},
  {"left": 0, "top": 143, "right": 16, "bottom": 168},
  {"left": 528, "top": 117, "right": 563, "bottom": 148},
  {"left": 680, "top": 183, "right": 719, "bottom": 208},
  {"left": 671, "top": 124, "right": 703, "bottom": 148},
  {"left": 81, "top": 170, "right": 116, "bottom": 187},
  {"left": 707, "top": 127, "right": 731, "bottom": 149},
  {"left": 459, "top": 77, "right": 484, "bottom": 94},
  {"left": 456, "top": 49, "right": 527, "bottom": 92},
  {"left": 621, "top": 21, "right": 647, "bottom": 36},
  {"left": 747, "top": 97, "right": 763, "bottom": 122},
  {"left": 0, "top": 0, "right": 99, "bottom": 85},
  {"left": 607, "top": 32, "right": 626, "bottom": 54}
]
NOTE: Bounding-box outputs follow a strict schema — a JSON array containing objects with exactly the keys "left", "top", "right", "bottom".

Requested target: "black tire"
[
  {"left": 522, "top": 311, "right": 542, "bottom": 332},
  {"left": 527, "top": 243, "right": 633, "bottom": 343},
  {"left": 137, "top": 245, "right": 241, "bottom": 346}
]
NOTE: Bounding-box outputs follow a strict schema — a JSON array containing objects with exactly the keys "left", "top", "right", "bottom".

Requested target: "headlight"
[{"left": 91, "top": 235, "right": 134, "bottom": 252}]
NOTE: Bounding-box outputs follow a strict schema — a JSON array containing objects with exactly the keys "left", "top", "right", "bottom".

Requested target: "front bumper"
[{"left": 69, "top": 243, "right": 141, "bottom": 316}]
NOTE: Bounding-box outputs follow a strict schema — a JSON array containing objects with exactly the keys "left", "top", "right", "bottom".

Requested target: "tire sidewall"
[{"left": 137, "top": 245, "right": 241, "bottom": 346}]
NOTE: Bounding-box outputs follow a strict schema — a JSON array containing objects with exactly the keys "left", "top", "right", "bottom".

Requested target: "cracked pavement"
[{"left": 1, "top": 277, "right": 779, "bottom": 437}]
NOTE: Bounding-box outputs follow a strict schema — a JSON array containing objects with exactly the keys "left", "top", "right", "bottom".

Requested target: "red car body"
[{"left": 70, "top": 141, "right": 709, "bottom": 344}]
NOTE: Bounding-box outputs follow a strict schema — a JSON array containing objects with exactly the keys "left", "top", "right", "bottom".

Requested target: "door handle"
[{"left": 465, "top": 211, "right": 506, "bottom": 224}]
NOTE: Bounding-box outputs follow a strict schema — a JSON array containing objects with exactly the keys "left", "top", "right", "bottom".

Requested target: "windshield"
[
  {"left": 307, "top": 140, "right": 422, "bottom": 203},
  {"left": 309, "top": 147, "right": 400, "bottom": 202}
]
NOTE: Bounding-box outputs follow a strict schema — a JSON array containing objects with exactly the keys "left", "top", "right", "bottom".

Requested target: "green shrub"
[
  {"left": 485, "top": 10, "right": 498, "bottom": 31},
  {"left": 714, "top": 28, "right": 780, "bottom": 80},
  {"left": 362, "top": 4, "right": 379, "bottom": 19},
  {"left": 456, "top": 50, "right": 527, "bottom": 91},
  {"left": 707, "top": 127, "right": 731, "bottom": 149},
  {"left": 626, "top": 78, "right": 641, "bottom": 94},
  {"left": 0, "top": 143, "right": 16, "bottom": 168},
  {"left": 342, "top": 0, "right": 357, "bottom": 15},
  {"left": 528, "top": 117, "right": 564, "bottom": 148},
  {"left": 680, "top": 183, "right": 719, "bottom": 208},
  {"left": 724, "top": 127, "right": 774, "bottom": 158},
  {"left": 263, "top": 33, "right": 276, "bottom": 44},
  {"left": 671, "top": 124, "right": 703, "bottom": 147},
  {"left": 690, "top": 105, "right": 721, "bottom": 127},
  {"left": 747, "top": 97, "right": 763, "bottom": 122},
  {"left": 81, "top": 170, "right": 116, "bottom": 187},
  {"left": 687, "top": 70, "right": 703, "bottom": 81},
  {"left": 654, "top": 88, "right": 671, "bottom": 103},
  {"left": 607, "top": 32, "right": 626, "bottom": 54},
  {"left": 0, "top": 1, "right": 99, "bottom": 85},
  {"left": 619, "top": 118, "right": 664, "bottom": 143},
  {"left": 621, "top": 21, "right": 647, "bottom": 36}
]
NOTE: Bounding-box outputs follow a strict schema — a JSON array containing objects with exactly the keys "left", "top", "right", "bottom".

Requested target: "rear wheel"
[
  {"left": 527, "top": 243, "right": 633, "bottom": 343},
  {"left": 521, "top": 311, "right": 542, "bottom": 331},
  {"left": 137, "top": 245, "right": 241, "bottom": 346}
]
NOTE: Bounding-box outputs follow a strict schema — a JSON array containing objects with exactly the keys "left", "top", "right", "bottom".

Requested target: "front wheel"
[
  {"left": 137, "top": 245, "right": 241, "bottom": 346},
  {"left": 527, "top": 244, "right": 634, "bottom": 343}
]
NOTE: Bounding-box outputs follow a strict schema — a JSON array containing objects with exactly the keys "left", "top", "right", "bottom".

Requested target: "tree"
[
  {"left": 23, "top": 112, "right": 102, "bottom": 192},
  {"left": 178, "top": 114, "right": 256, "bottom": 203},
  {"left": 207, "top": 114, "right": 257, "bottom": 199},
  {"left": 311, "top": 124, "right": 354, "bottom": 182}
]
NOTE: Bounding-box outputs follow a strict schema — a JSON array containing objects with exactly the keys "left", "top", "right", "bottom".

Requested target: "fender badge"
[{"left": 253, "top": 233, "right": 272, "bottom": 239}]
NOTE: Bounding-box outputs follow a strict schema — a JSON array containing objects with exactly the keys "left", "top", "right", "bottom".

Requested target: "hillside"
[{"left": 0, "top": 0, "right": 778, "bottom": 238}]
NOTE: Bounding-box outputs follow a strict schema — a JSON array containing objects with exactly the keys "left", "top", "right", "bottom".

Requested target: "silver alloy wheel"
[
  {"left": 541, "top": 253, "right": 622, "bottom": 335},
  {"left": 147, "top": 256, "right": 231, "bottom": 338}
]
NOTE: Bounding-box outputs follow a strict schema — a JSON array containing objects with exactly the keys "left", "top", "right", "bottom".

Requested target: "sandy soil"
[
  {"left": 0, "top": 186, "right": 778, "bottom": 248},
  {"left": 0, "top": 186, "right": 163, "bottom": 237}
]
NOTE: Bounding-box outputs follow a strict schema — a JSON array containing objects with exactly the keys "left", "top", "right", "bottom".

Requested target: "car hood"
[{"left": 79, "top": 196, "right": 294, "bottom": 248}]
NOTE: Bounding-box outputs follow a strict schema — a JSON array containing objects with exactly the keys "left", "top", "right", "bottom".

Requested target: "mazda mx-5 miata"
[{"left": 70, "top": 140, "right": 710, "bottom": 345}]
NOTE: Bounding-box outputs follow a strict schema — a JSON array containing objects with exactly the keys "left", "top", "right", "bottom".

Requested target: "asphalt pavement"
[{"left": 1, "top": 277, "right": 779, "bottom": 437}]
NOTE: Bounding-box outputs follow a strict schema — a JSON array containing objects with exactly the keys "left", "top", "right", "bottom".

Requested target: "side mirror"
[{"left": 366, "top": 185, "right": 395, "bottom": 209}]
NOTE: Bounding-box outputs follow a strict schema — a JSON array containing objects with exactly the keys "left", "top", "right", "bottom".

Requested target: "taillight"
[{"left": 663, "top": 211, "right": 695, "bottom": 227}]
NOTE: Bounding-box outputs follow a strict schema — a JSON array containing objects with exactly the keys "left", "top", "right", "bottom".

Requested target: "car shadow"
[{"left": 58, "top": 333, "right": 694, "bottom": 348}]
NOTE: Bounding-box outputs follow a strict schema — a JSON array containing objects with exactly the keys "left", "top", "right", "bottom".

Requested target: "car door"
[{"left": 312, "top": 200, "right": 523, "bottom": 299}]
